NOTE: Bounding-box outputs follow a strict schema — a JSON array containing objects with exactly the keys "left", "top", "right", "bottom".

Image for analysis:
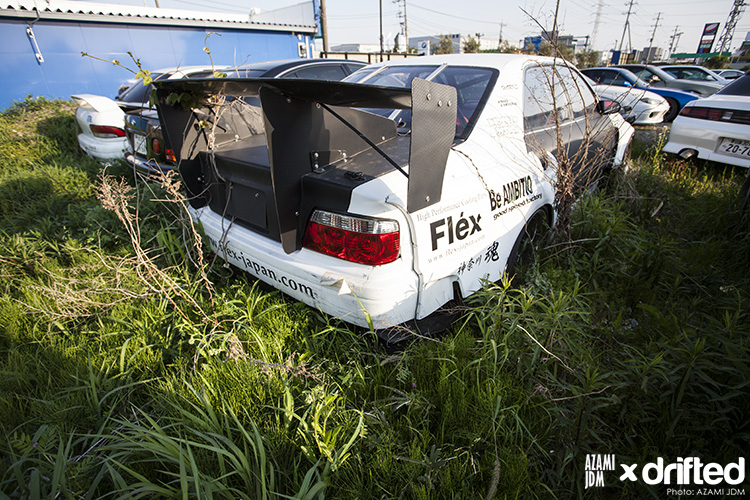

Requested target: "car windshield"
[
  {"left": 716, "top": 75, "right": 750, "bottom": 96},
  {"left": 344, "top": 64, "right": 497, "bottom": 139}
]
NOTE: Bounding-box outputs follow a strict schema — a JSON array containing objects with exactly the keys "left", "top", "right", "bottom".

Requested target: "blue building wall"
[{"left": 0, "top": 19, "right": 312, "bottom": 109}]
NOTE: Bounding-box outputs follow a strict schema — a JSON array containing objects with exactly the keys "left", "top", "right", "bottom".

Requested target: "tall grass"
[{"left": 0, "top": 98, "right": 748, "bottom": 499}]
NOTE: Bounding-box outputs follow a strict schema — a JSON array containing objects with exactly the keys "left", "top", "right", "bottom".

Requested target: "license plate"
[
  {"left": 133, "top": 134, "right": 148, "bottom": 156},
  {"left": 719, "top": 138, "right": 750, "bottom": 159}
]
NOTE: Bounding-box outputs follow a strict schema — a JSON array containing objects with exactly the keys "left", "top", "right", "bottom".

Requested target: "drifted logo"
[
  {"left": 585, "top": 455, "right": 746, "bottom": 492},
  {"left": 620, "top": 457, "right": 745, "bottom": 486}
]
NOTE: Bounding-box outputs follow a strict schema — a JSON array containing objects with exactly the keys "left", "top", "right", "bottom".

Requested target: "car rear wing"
[{"left": 154, "top": 77, "right": 457, "bottom": 253}]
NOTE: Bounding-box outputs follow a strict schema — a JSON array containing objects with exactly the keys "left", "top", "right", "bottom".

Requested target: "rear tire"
[
  {"left": 663, "top": 97, "right": 680, "bottom": 122},
  {"left": 506, "top": 208, "right": 550, "bottom": 279}
]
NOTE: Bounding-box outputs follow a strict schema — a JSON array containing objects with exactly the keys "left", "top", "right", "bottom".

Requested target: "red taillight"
[
  {"left": 152, "top": 138, "right": 161, "bottom": 154},
  {"left": 90, "top": 125, "right": 126, "bottom": 138},
  {"left": 302, "top": 210, "right": 400, "bottom": 265},
  {"left": 679, "top": 106, "right": 724, "bottom": 121},
  {"left": 166, "top": 148, "right": 176, "bottom": 163}
]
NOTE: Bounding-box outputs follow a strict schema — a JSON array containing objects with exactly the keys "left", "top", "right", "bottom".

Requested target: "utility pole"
[
  {"left": 403, "top": 0, "right": 408, "bottom": 52},
  {"left": 498, "top": 20, "right": 507, "bottom": 48},
  {"left": 668, "top": 25, "right": 683, "bottom": 56},
  {"left": 618, "top": 0, "right": 636, "bottom": 53},
  {"left": 646, "top": 11, "right": 662, "bottom": 62},
  {"left": 379, "top": 0, "right": 384, "bottom": 54},
  {"left": 716, "top": 0, "right": 747, "bottom": 54},
  {"left": 319, "top": 0, "right": 329, "bottom": 53},
  {"left": 394, "top": 0, "right": 409, "bottom": 53}
]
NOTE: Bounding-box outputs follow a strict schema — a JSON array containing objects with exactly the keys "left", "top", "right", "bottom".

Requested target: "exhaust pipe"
[{"left": 679, "top": 149, "right": 698, "bottom": 160}]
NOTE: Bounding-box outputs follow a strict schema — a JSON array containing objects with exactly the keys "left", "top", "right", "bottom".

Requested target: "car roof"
[
  {"left": 227, "top": 58, "right": 365, "bottom": 76},
  {"left": 583, "top": 66, "right": 641, "bottom": 79},
  {"left": 359, "top": 53, "right": 557, "bottom": 72}
]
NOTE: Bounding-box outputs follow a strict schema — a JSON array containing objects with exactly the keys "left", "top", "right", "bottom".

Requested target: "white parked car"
[
  {"left": 154, "top": 54, "right": 633, "bottom": 335},
  {"left": 72, "top": 66, "right": 218, "bottom": 161},
  {"left": 590, "top": 83, "right": 669, "bottom": 125},
  {"left": 664, "top": 75, "right": 750, "bottom": 168},
  {"left": 71, "top": 94, "right": 129, "bottom": 161}
]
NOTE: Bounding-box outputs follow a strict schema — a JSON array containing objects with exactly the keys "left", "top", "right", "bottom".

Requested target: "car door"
[{"left": 524, "top": 64, "right": 615, "bottom": 191}]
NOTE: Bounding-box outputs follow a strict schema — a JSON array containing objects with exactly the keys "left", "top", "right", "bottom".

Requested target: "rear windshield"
[
  {"left": 116, "top": 73, "right": 164, "bottom": 105},
  {"left": 716, "top": 75, "right": 750, "bottom": 96},
  {"left": 345, "top": 65, "right": 497, "bottom": 139}
]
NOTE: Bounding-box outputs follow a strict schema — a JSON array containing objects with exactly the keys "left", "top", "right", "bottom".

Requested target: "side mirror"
[{"left": 597, "top": 99, "right": 621, "bottom": 115}]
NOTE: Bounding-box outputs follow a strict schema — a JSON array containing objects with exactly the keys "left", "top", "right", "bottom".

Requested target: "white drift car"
[
  {"left": 664, "top": 74, "right": 750, "bottom": 168},
  {"left": 154, "top": 55, "right": 633, "bottom": 334}
]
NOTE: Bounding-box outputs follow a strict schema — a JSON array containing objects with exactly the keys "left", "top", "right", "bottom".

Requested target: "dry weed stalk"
[
  {"left": 97, "top": 173, "right": 211, "bottom": 324},
  {"left": 21, "top": 250, "right": 153, "bottom": 321}
]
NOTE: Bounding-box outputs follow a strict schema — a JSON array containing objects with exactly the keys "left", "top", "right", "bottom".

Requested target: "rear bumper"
[
  {"left": 125, "top": 152, "right": 175, "bottom": 177},
  {"left": 192, "top": 206, "right": 421, "bottom": 328},
  {"left": 77, "top": 133, "right": 128, "bottom": 161},
  {"left": 663, "top": 117, "right": 750, "bottom": 169}
]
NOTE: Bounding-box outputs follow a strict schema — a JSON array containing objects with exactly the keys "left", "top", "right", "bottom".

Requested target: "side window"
[
  {"left": 523, "top": 65, "right": 556, "bottom": 131},
  {"left": 524, "top": 65, "right": 589, "bottom": 130},
  {"left": 344, "top": 63, "right": 365, "bottom": 74},
  {"left": 560, "top": 67, "right": 597, "bottom": 119},
  {"left": 286, "top": 65, "right": 347, "bottom": 81},
  {"left": 582, "top": 70, "right": 599, "bottom": 83}
]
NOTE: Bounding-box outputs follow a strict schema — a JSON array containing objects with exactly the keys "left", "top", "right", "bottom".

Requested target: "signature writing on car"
[
  {"left": 208, "top": 237, "right": 316, "bottom": 299},
  {"left": 456, "top": 241, "right": 500, "bottom": 276}
]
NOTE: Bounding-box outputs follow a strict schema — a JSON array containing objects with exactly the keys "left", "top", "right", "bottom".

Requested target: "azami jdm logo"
[
  {"left": 585, "top": 454, "right": 747, "bottom": 495},
  {"left": 585, "top": 454, "right": 617, "bottom": 489}
]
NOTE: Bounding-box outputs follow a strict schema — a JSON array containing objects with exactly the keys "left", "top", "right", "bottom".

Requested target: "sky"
[{"left": 85, "top": 0, "right": 748, "bottom": 54}]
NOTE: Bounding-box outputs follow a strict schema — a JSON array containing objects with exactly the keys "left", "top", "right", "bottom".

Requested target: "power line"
[{"left": 408, "top": 2, "right": 500, "bottom": 25}]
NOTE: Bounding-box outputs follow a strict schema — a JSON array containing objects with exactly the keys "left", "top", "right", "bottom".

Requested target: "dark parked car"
[{"left": 125, "top": 59, "right": 367, "bottom": 177}]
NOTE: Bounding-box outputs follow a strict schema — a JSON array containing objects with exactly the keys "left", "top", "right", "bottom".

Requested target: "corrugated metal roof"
[{"left": 0, "top": 0, "right": 317, "bottom": 32}]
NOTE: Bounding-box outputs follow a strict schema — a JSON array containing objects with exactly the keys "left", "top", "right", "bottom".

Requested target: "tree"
[
  {"left": 703, "top": 55, "right": 730, "bottom": 69},
  {"left": 575, "top": 50, "right": 601, "bottom": 69},
  {"left": 537, "top": 40, "right": 554, "bottom": 56},
  {"left": 434, "top": 35, "right": 454, "bottom": 55},
  {"left": 498, "top": 41, "right": 518, "bottom": 53},
  {"left": 463, "top": 35, "right": 481, "bottom": 53}
]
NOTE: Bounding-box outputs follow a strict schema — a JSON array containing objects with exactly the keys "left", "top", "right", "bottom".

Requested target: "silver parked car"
[{"left": 616, "top": 64, "right": 723, "bottom": 97}]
